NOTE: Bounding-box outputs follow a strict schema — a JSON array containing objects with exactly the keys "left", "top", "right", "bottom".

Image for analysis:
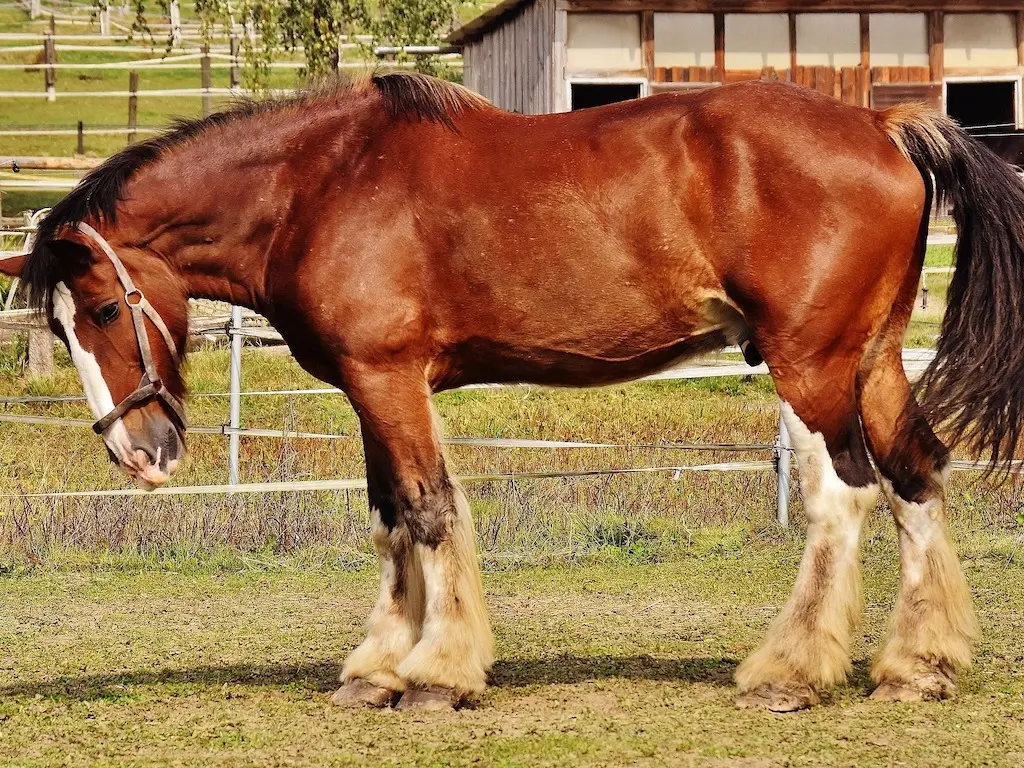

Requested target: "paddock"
[
  {"left": 1, "top": 36, "right": 1024, "bottom": 762},
  {"left": 0, "top": 225, "right": 1022, "bottom": 764}
]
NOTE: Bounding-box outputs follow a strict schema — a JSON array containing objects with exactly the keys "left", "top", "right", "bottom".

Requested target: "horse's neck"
[
  {"left": 126, "top": 105, "right": 377, "bottom": 315},
  {"left": 126, "top": 158, "right": 287, "bottom": 314}
]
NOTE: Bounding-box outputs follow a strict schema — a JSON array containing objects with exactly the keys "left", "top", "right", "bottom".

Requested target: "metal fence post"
[
  {"left": 227, "top": 305, "right": 243, "bottom": 486},
  {"left": 775, "top": 407, "right": 792, "bottom": 527}
]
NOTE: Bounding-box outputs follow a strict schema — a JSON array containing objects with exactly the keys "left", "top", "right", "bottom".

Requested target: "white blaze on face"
[{"left": 52, "top": 282, "right": 133, "bottom": 462}]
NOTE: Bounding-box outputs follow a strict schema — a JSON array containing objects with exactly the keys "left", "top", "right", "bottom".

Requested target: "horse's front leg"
[
  {"left": 333, "top": 368, "right": 493, "bottom": 710},
  {"left": 331, "top": 474, "right": 423, "bottom": 708}
]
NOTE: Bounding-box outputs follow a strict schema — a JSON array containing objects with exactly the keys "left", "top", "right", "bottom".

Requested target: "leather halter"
[{"left": 73, "top": 222, "right": 188, "bottom": 436}]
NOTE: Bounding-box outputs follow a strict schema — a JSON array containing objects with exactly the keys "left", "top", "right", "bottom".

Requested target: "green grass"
[
  {"left": 925, "top": 243, "right": 955, "bottom": 268},
  {"left": 0, "top": 541, "right": 1022, "bottom": 766},
  {"left": 906, "top": 260, "right": 949, "bottom": 347}
]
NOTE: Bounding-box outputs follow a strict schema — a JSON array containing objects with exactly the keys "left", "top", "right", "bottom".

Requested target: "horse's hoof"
[
  {"left": 871, "top": 671, "right": 955, "bottom": 702},
  {"left": 330, "top": 678, "right": 400, "bottom": 709},
  {"left": 395, "top": 685, "right": 463, "bottom": 712},
  {"left": 735, "top": 683, "right": 819, "bottom": 712}
]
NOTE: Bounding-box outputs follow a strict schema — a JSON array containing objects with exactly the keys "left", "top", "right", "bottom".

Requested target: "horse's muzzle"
[{"left": 115, "top": 419, "right": 185, "bottom": 489}]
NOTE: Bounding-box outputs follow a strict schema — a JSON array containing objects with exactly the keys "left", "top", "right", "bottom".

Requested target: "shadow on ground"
[{"left": 0, "top": 655, "right": 738, "bottom": 702}]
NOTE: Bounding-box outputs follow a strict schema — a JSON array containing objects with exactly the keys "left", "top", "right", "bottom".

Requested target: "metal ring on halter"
[{"left": 125, "top": 287, "right": 144, "bottom": 306}]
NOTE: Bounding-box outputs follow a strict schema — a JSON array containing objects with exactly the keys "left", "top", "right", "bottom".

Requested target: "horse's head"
[{"left": 2, "top": 222, "right": 189, "bottom": 489}]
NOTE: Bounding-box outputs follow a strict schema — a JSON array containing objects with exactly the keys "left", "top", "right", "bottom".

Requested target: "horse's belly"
[{"left": 434, "top": 296, "right": 746, "bottom": 390}]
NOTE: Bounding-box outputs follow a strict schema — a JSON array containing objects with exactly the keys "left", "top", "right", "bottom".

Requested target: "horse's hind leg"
[
  {"left": 335, "top": 368, "right": 492, "bottom": 710},
  {"left": 736, "top": 363, "right": 879, "bottom": 711},
  {"left": 857, "top": 343, "right": 977, "bottom": 701}
]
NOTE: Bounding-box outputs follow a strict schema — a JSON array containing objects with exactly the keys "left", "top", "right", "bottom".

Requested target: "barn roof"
[{"left": 446, "top": 0, "right": 534, "bottom": 45}]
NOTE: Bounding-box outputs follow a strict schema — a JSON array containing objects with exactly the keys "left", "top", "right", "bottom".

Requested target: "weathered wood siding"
[{"left": 462, "top": 0, "right": 557, "bottom": 114}]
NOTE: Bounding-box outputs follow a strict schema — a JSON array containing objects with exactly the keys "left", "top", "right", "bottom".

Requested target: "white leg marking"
[
  {"left": 872, "top": 466, "right": 977, "bottom": 691},
  {"left": 341, "top": 508, "right": 423, "bottom": 692},
  {"left": 396, "top": 483, "right": 493, "bottom": 696},
  {"left": 52, "top": 282, "right": 132, "bottom": 461},
  {"left": 736, "top": 402, "right": 878, "bottom": 693}
]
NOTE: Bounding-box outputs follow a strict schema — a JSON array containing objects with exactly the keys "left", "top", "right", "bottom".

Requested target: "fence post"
[
  {"left": 229, "top": 34, "right": 241, "bottom": 91},
  {"left": 169, "top": 0, "right": 182, "bottom": 47},
  {"left": 43, "top": 30, "right": 56, "bottom": 102},
  {"left": 775, "top": 407, "right": 792, "bottom": 527},
  {"left": 201, "top": 45, "right": 212, "bottom": 117},
  {"left": 76, "top": 120, "right": 85, "bottom": 155},
  {"left": 27, "top": 328, "right": 54, "bottom": 377},
  {"left": 127, "top": 70, "right": 138, "bottom": 144},
  {"left": 227, "top": 305, "right": 243, "bottom": 486},
  {"left": 30, "top": 0, "right": 41, "bottom": 19},
  {"left": 21, "top": 220, "right": 53, "bottom": 376},
  {"left": 99, "top": 5, "right": 111, "bottom": 36}
]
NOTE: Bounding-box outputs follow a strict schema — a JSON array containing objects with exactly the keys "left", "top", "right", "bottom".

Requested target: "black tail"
[{"left": 881, "top": 105, "right": 1024, "bottom": 474}]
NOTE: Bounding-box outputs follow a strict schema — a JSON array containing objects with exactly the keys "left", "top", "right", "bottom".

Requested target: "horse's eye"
[{"left": 97, "top": 302, "right": 120, "bottom": 326}]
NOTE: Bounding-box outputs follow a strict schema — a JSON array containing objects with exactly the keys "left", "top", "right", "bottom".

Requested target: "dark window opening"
[
  {"left": 570, "top": 82, "right": 641, "bottom": 111},
  {"left": 945, "top": 81, "right": 1017, "bottom": 135}
]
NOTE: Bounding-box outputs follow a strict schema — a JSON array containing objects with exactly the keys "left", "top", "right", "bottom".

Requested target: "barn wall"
[
  {"left": 869, "top": 13, "right": 929, "bottom": 67},
  {"left": 653, "top": 12, "right": 714, "bottom": 69},
  {"left": 724, "top": 13, "right": 790, "bottom": 70},
  {"left": 461, "top": 0, "right": 557, "bottom": 115},
  {"left": 460, "top": 4, "right": 1024, "bottom": 119},
  {"left": 795, "top": 13, "right": 860, "bottom": 67},
  {"left": 944, "top": 13, "right": 1017, "bottom": 68},
  {"left": 565, "top": 12, "right": 642, "bottom": 72}
]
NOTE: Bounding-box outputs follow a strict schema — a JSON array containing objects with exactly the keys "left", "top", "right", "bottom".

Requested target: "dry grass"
[
  {"left": 0, "top": 342, "right": 788, "bottom": 566},
  {"left": 0, "top": 287, "right": 1020, "bottom": 569}
]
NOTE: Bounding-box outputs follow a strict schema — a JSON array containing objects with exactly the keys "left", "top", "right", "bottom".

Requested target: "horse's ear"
[
  {"left": 0, "top": 254, "right": 26, "bottom": 278},
  {"left": 46, "top": 232, "right": 98, "bottom": 275}
]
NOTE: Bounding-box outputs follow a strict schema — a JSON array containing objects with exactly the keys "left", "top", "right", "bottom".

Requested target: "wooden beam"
[
  {"left": 553, "top": 9, "right": 568, "bottom": 112},
  {"left": 788, "top": 12, "right": 797, "bottom": 74},
  {"left": 556, "top": 1, "right": 1024, "bottom": 13},
  {"left": 641, "top": 11, "right": 655, "bottom": 82},
  {"left": 714, "top": 12, "right": 724, "bottom": 80},
  {"left": 928, "top": 11, "right": 943, "bottom": 83},
  {"left": 1017, "top": 11, "right": 1024, "bottom": 67},
  {"left": 859, "top": 12, "right": 870, "bottom": 105},
  {"left": 859, "top": 13, "right": 869, "bottom": 69}
]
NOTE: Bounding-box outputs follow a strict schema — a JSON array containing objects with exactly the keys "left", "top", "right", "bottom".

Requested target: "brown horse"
[{"left": 5, "top": 73, "right": 1024, "bottom": 712}]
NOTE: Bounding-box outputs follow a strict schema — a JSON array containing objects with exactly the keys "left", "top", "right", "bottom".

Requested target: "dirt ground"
[{"left": 1, "top": 538, "right": 1022, "bottom": 767}]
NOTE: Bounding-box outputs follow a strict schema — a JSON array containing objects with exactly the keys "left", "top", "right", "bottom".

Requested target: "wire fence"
[
  {"left": 0, "top": 215, "right": 976, "bottom": 527},
  {"left": 0, "top": 212, "right": 806, "bottom": 523}
]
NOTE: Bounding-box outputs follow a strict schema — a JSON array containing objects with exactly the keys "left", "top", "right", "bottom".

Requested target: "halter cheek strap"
[{"left": 73, "top": 222, "right": 188, "bottom": 435}]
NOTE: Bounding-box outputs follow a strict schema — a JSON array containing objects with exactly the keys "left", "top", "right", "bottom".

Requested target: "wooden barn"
[{"left": 448, "top": 1, "right": 1024, "bottom": 134}]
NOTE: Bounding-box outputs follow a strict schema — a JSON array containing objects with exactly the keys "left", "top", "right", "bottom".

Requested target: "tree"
[{"left": 99, "top": 0, "right": 459, "bottom": 89}]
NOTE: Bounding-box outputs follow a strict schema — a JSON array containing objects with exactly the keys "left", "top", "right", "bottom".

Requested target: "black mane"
[{"left": 23, "top": 72, "right": 488, "bottom": 308}]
